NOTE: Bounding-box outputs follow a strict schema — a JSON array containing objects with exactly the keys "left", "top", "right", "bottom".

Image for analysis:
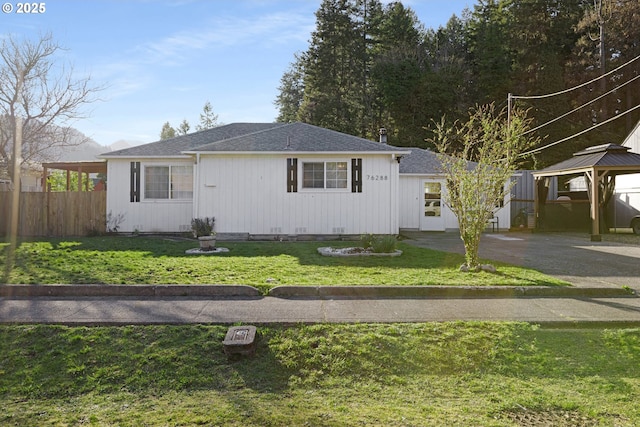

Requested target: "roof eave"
[
  {"left": 533, "top": 163, "right": 640, "bottom": 178},
  {"left": 183, "top": 150, "right": 412, "bottom": 156},
  {"left": 99, "top": 154, "right": 194, "bottom": 160}
]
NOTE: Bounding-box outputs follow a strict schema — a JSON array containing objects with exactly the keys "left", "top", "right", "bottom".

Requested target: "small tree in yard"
[{"left": 429, "top": 103, "right": 538, "bottom": 271}]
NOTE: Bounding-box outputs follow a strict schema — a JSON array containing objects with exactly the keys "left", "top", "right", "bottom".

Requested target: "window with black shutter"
[
  {"left": 130, "top": 161, "right": 141, "bottom": 202},
  {"left": 287, "top": 158, "right": 298, "bottom": 192},
  {"left": 351, "top": 158, "right": 362, "bottom": 193}
]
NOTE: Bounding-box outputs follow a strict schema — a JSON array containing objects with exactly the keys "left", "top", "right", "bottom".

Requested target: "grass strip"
[{"left": 0, "top": 323, "right": 638, "bottom": 425}]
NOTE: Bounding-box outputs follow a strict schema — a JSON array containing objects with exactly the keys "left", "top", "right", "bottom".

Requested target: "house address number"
[{"left": 366, "top": 175, "right": 388, "bottom": 181}]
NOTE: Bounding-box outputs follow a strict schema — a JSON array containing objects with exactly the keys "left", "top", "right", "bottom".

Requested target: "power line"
[
  {"left": 522, "top": 73, "right": 640, "bottom": 136},
  {"left": 520, "top": 103, "right": 640, "bottom": 157},
  {"left": 512, "top": 53, "right": 640, "bottom": 100},
  {"left": 507, "top": 53, "right": 640, "bottom": 156}
]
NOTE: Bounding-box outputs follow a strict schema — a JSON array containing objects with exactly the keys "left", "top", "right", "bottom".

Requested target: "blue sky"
[{"left": 2, "top": 0, "right": 472, "bottom": 146}]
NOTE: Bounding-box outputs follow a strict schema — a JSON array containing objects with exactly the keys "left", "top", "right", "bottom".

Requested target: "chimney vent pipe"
[{"left": 379, "top": 127, "right": 387, "bottom": 144}]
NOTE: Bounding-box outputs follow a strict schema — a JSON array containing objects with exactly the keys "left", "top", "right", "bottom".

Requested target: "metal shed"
[{"left": 532, "top": 144, "right": 640, "bottom": 241}]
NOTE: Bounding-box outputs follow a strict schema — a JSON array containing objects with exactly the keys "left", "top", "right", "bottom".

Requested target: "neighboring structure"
[
  {"left": 618, "top": 120, "right": 640, "bottom": 232},
  {"left": 99, "top": 122, "right": 512, "bottom": 237},
  {"left": 0, "top": 160, "right": 45, "bottom": 192}
]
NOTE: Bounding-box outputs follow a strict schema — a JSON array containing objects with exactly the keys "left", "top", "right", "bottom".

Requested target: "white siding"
[
  {"left": 623, "top": 122, "right": 640, "bottom": 153},
  {"left": 399, "top": 175, "right": 457, "bottom": 231},
  {"left": 195, "top": 154, "right": 399, "bottom": 235},
  {"left": 399, "top": 175, "right": 421, "bottom": 229},
  {"left": 106, "top": 159, "right": 194, "bottom": 233},
  {"left": 399, "top": 174, "right": 511, "bottom": 231},
  {"left": 619, "top": 121, "right": 640, "bottom": 209}
]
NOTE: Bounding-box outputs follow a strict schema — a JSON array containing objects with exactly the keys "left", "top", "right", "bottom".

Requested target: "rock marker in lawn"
[
  {"left": 185, "top": 247, "right": 230, "bottom": 255},
  {"left": 317, "top": 247, "right": 402, "bottom": 257},
  {"left": 223, "top": 325, "right": 257, "bottom": 356}
]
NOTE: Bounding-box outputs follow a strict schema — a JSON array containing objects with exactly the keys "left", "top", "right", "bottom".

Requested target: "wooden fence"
[{"left": 0, "top": 191, "right": 106, "bottom": 237}]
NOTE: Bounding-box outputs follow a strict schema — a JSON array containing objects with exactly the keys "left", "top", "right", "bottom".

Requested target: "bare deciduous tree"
[
  {"left": 0, "top": 33, "right": 102, "bottom": 180},
  {"left": 429, "top": 104, "right": 539, "bottom": 271}
]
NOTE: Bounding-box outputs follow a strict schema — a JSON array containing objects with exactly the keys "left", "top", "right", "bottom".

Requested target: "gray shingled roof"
[
  {"left": 100, "top": 122, "right": 407, "bottom": 157},
  {"left": 189, "top": 122, "right": 406, "bottom": 153},
  {"left": 399, "top": 147, "right": 477, "bottom": 174},
  {"left": 100, "top": 123, "right": 286, "bottom": 157},
  {"left": 399, "top": 148, "right": 444, "bottom": 174}
]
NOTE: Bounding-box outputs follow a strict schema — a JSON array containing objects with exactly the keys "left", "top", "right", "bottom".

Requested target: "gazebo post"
[
  {"left": 77, "top": 166, "right": 83, "bottom": 192},
  {"left": 43, "top": 165, "right": 48, "bottom": 192},
  {"left": 588, "top": 169, "right": 601, "bottom": 241},
  {"left": 533, "top": 176, "right": 539, "bottom": 229}
]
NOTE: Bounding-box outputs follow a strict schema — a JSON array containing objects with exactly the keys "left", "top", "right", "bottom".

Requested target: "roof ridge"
[{"left": 188, "top": 122, "right": 290, "bottom": 152}]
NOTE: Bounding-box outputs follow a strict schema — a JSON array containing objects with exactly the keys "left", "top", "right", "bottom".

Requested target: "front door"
[{"left": 420, "top": 180, "right": 445, "bottom": 231}]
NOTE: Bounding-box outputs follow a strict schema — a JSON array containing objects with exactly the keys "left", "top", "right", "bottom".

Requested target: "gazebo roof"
[
  {"left": 533, "top": 143, "right": 640, "bottom": 177},
  {"left": 42, "top": 161, "right": 107, "bottom": 174}
]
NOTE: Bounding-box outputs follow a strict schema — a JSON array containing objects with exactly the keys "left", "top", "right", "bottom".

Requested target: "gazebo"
[
  {"left": 42, "top": 161, "right": 107, "bottom": 192},
  {"left": 532, "top": 144, "right": 640, "bottom": 241}
]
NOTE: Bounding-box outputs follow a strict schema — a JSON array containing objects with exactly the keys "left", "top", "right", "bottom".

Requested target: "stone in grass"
[
  {"left": 481, "top": 264, "right": 497, "bottom": 273},
  {"left": 459, "top": 263, "right": 497, "bottom": 273},
  {"left": 223, "top": 325, "right": 257, "bottom": 356}
]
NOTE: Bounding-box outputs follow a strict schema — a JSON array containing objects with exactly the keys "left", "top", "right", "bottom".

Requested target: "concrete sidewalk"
[
  {"left": 2, "top": 294, "right": 640, "bottom": 326},
  {"left": 0, "top": 283, "right": 639, "bottom": 326}
]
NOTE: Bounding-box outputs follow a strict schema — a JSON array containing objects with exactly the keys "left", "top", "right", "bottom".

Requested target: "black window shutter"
[
  {"left": 130, "top": 161, "right": 141, "bottom": 202},
  {"left": 287, "top": 158, "right": 298, "bottom": 192},
  {"left": 351, "top": 158, "right": 362, "bottom": 193}
]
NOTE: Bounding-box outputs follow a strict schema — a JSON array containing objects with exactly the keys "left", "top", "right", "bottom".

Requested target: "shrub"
[
  {"left": 371, "top": 235, "right": 398, "bottom": 253},
  {"left": 360, "top": 233, "right": 376, "bottom": 249},
  {"left": 360, "top": 234, "right": 398, "bottom": 253},
  {"left": 190, "top": 217, "right": 215, "bottom": 237}
]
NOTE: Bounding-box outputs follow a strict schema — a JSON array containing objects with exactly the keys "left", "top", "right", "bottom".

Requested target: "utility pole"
[
  {"left": 9, "top": 116, "right": 23, "bottom": 238},
  {"left": 592, "top": 0, "right": 611, "bottom": 117},
  {"left": 4, "top": 67, "right": 24, "bottom": 282}
]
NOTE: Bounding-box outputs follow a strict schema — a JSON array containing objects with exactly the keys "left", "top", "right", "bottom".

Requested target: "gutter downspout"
[{"left": 194, "top": 153, "right": 200, "bottom": 218}]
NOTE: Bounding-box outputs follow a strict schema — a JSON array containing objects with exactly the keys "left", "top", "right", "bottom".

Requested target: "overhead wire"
[
  {"left": 520, "top": 103, "right": 640, "bottom": 157},
  {"left": 521, "top": 72, "right": 640, "bottom": 136},
  {"left": 512, "top": 53, "right": 640, "bottom": 100},
  {"left": 510, "top": 52, "right": 640, "bottom": 156}
]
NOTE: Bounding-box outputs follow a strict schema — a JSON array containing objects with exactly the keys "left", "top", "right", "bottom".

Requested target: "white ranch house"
[{"left": 99, "top": 122, "right": 511, "bottom": 237}]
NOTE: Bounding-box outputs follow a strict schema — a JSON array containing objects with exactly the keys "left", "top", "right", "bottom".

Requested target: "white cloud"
[{"left": 139, "top": 11, "right": 313, "bottom": 64}]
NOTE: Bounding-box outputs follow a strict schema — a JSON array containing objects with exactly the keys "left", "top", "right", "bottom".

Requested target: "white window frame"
[
  {"left": 143, "top": 164, "right": 193, "bottom": 201},
  {"left": 301, "top": 160, "right": 349, "bottom": 191}
]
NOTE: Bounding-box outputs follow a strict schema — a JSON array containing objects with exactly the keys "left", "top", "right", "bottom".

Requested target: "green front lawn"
[
  {"left": 1, "top": 323, "right": 638, "bottom": 425},
  {"left": 0, "top": 236, "right": 568, "bottom": 288}
]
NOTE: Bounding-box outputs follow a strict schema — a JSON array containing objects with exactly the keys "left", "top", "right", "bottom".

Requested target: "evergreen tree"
[
  {"left": 176, "top": 119, "right": 190, "bottom": 136},
  {"left": 465, "top": 0, "right": 515, "bottom": 104},
  {"left": 160, "top": 121, "right": 176, "bottom": 140},
  {"left": 370, "top": 1, "right": 429, "bottom": 146},
  {"left": 506, "top": 0, "right": 583, "bottom": 167},
  {"left": 196, "top": 101, "right": 221, "bottom": 131},
  {"left": 297, "top": 0, "right": 365, "bottom": 135},
  {"left": 275, "top": 54, "right": 305, "bottom": 123},
  {"left": 274, "top": 0, "right": 640, "bottom": 161}
]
